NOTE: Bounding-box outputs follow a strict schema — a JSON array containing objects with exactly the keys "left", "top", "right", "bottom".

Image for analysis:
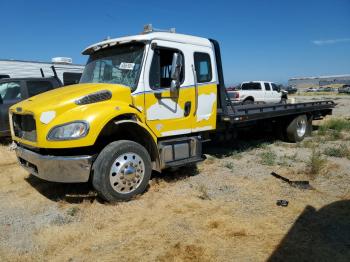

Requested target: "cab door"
[
  {"left": 271, "top": 83, "right": 282, "bottom": 103},
  {"left": 144, "top": 40, "right": 195, "bottom": 137},
  {"left": 263, "top": 82, "right": 273, "bottom": 103},
  {"left": 191, "top": 50, "right": 217, "bottom": 132}
]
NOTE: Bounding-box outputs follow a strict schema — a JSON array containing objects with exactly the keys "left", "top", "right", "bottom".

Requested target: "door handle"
[{"left": 184, "top": 101, "right": 191, "bottom": 117}]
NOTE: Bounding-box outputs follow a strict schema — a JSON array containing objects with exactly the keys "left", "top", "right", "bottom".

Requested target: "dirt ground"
[{"left": 0, "top": 94, "right": 349, "bottom": 262}]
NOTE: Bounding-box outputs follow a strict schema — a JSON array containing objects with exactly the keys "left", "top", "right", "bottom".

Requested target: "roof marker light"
[{"left": 143, "top": 24, "right": 176, "bottom": 34}]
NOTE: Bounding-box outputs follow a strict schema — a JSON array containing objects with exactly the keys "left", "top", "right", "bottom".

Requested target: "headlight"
[{"left": 47, "top": 121, "right": 89, "bottom": 141}]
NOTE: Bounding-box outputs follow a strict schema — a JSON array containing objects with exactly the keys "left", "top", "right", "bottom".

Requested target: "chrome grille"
[{"left": 12, "top": 113, "right": 37, "bottom": 142}]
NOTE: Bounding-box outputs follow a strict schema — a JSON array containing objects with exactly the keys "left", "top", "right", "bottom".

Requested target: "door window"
[
  {"left": 0, "top": 81, "right": 21, "bottom": 102},
  {"left": 194, "top": 52, "right": 212, "bottom": 83},
  {"left": 27, "top": 81, "right": 53, "bottom": 97},
  {"left": 149, "top": 47, "right": 184, "bottom": 89},
  {"left": 264, "top": 83, "right": 271, "bottom": 91},
  {"left": 271, "top": 83, "right": 279, "bottom": 91}
]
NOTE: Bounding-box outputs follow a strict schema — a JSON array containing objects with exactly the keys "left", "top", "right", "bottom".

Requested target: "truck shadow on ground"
[
  {"left": 0, "top": 137, "right": 12, "bottom": 146},
  {"left": 25, "top": 175, "right": 97, "bottom": 203},
  {"left": 25, "top": 165, "right": 200, "bottom": 204},
  {"left": 151, "top": 165, "right": 200, "bottom": 182},
  {"left": 204, "top": 124, "right": 321, "bottom": 158},
  {"left": 204, "top": 128, "right": 281, "bottom": 158},
  {"left": 268, "top": 200, "right": 350, "bottom": 262}
]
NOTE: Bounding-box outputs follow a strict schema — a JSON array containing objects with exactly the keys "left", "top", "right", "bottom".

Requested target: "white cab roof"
[{"left": 82, "top": 32, "right": 212, "bottom": 55}]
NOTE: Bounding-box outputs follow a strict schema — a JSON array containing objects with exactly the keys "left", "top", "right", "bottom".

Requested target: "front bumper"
[{"left": 15, "top": 145, "right": 93, "bottom": 183}]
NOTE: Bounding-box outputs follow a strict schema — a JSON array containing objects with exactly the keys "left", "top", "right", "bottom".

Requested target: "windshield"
[{"left": 80, "top": 43, "right": 145, "bottom": 91}]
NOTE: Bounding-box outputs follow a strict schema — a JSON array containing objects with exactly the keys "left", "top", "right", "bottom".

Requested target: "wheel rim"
[
  {"left": 109, "top": 152, "right": 145, "bottom": 194},
  {"left": 296, "top": 118, "right": 307, "bottom": 137}
]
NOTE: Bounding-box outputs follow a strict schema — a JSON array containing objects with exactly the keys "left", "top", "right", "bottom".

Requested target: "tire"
[
  {"left": 285, "top": 115, "right": 310, "bottom": 142},
  {"left": 92, "top": 140, "right": 152, "bottom": 202},
  {"left": 243, "top": 99, "right": 254, "bottom": 105}
]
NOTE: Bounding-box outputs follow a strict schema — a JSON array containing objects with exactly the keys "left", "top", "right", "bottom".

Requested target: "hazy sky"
[{"left": 1, "top": 0, "right": 349, "bottom": 84}]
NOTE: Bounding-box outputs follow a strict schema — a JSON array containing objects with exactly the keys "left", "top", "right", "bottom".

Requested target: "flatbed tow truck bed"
[
  {"left": 218, "top": 101, "right": 335, "bottom": 124},
  {"left": 211, "top": 39, "right": 335, "bottom": 126}
]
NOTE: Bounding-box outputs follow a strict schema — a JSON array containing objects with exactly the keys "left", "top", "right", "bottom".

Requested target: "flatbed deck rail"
[{"left": 218, "top": 101, "right": 335, "bottom": 123}]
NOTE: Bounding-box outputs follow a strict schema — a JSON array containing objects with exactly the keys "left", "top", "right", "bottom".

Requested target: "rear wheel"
[
  {"left": 285, "top": 115, "right": 310, "bottom": 142},
  {"left": 243, "top": 99, "right": 254, "bottom": 105},
  {"left": 92, "top": 140, "right": 152, "bottom": 202}
]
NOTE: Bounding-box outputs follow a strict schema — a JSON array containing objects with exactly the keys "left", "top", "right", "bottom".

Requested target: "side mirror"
[{"left": 170, "top": 53, "right": 183, "bottom": 94}]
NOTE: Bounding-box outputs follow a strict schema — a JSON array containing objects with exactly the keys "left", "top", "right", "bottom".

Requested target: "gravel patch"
[{"left": 0, "top": 200, "right": 75, "bottom": 253}]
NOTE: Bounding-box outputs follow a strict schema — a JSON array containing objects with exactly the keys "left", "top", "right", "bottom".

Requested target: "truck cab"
[{"left": 10, "top": 28, "right": 220, "bottom": 201}]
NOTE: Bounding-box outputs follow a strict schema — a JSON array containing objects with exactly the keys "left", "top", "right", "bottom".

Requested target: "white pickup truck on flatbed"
[{"left": 228, "top": 81, "right": 287, "bottom": 104}]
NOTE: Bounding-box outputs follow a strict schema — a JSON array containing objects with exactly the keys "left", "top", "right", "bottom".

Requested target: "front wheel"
[{"left": 92, "top": 140, "right": 152, "bottom": 202}]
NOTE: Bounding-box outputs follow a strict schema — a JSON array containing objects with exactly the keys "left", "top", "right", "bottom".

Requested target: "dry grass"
[
  {"left": 319, "top": 118, "right": 350, "bottom": 132},
  {"left": 157, "top": 242, "right": 210, "bottom": 262},
  {"left": 223, "top": 162, "right": 234, "bottom": 171},
  {"left": 0, "top": 144, "right": 18, "bottom": 166},
  {"left": 317, "top": 118, "right": 350, "bottom": 141},
  {"left": 306, "top": 150, "right": 327, "bottom": 177},
  {"left": 197, "top": 184, "right": 211, "bottom": 200},
  {"left": 1, "top": 145, "right": 349, "bottom": 261},
  {"left": 259, "top": 150, "right": 277, "bottom": 166},
  {"left": 1, "top": 114, "right": 350, "bottom": 260},
  {"left": 324, "top": 144, "right": 350, "bottom": 159}
]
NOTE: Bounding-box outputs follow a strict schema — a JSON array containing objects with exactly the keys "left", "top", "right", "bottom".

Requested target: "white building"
[
  {"left": 0, "top": 58, "right": 85, "bottom": 85},
  {"left": 288, "top": 74, "right": 350, "bottom": 89}
]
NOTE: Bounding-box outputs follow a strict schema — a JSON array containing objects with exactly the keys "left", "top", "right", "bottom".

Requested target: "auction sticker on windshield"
[{"left": 119, "top": 62, "right": 135, "bottom": 70}]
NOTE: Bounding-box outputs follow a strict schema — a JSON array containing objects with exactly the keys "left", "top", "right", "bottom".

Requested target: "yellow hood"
[
  {"left": 10, "top": 83, "right": 132, "bottom": 115},
  {"left": 10, "top": 82, "right": 137, "bottom": 148}
]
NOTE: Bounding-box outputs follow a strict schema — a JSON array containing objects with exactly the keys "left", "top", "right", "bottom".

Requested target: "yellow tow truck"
[{"left": 10, "top": 25, "right": 335, "bottom": 201}]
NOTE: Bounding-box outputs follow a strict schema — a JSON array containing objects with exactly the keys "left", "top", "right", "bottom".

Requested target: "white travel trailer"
[{"left": 0, "top": 58, "right": 84, "bottom": 85}]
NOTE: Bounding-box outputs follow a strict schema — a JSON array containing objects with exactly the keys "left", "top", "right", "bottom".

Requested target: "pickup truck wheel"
[
  {"left": 92, "top": 140, "right": 152, "bottom": 202},
  {"left": 280, "top": 98, "right": 287, "bottom": 104},
  {"left": 243, "top": 99, "right": 253, "bottom": 105},
  {"left": 285, "top": 115, "right": 309, "bottom": 142}
]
